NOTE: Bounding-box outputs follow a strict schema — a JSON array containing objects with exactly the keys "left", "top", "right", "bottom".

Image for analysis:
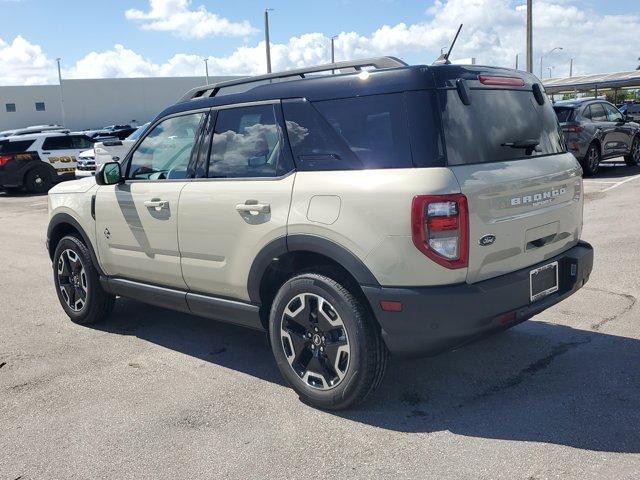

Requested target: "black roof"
[{"left": 156, "top": 59, "right": 540, "bottom": 121}]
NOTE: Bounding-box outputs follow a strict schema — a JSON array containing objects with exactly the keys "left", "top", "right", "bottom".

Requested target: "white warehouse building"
[{"left": 0, "top": 76, "right": 236, "bottom": 132}]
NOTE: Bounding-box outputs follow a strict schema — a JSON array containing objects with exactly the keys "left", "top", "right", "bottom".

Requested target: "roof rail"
[{"left": 179, "top": 56, "right": 408, "bottom": 102}]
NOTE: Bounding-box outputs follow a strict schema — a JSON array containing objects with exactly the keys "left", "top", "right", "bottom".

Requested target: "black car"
[
  {"left": 618, "top": 102, "right": 640, "bottom": 123},
  {"left": 554, "top": 98, "right": 640, "bottom": 175}
]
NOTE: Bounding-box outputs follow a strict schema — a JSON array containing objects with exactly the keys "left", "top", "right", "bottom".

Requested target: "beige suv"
[{"left": 47, "top": 58, "right": 594, "bottom": 409}]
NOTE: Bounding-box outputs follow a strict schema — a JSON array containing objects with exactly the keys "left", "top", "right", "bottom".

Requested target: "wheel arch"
[
  {"left": 47, "top": 213, "right": 104, "bottom": 276},
  {"left": 248, "top": 235, "right": 381, "bottom": 328}
]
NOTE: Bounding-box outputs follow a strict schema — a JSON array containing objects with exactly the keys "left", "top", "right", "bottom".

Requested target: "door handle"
[
  {"left": 235, "top": 201, "right": 270, "bottom": 214},
  {"left": 144, "top": 199, "right": 169, "bottom": 211}
]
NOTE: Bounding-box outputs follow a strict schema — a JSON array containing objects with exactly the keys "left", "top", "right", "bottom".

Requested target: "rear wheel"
[
  {"left": 53, "top": 235, "right": 115, "bottom": 324},
  {"left": 269, "top": 272, "right": 387, "bottom": 410},
  {"left": 24, "top": 166, "right": 53, "bottom": 193},
  {"left": 582, "top": 143, "right": 601, "bottom": 176},
  {"left": 625, "top": 136, "right": 640, "bottom": 167}
]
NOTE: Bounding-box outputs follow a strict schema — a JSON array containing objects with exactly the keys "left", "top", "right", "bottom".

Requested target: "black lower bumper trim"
[{"left": 362, "top": 241, "right": 594, "bottom": 356}]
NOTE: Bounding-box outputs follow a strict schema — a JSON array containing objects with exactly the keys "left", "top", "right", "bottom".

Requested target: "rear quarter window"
[
  {"left": 283, "top": 92, "right": 443, "bottom": 170},
  {"left": 0, "top": 139, "right": 36, "bottom": 154}
]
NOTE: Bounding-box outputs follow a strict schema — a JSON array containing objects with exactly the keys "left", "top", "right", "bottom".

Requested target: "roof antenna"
[{"left": 433, "top": 24, "right": 463, "bottom": 65}]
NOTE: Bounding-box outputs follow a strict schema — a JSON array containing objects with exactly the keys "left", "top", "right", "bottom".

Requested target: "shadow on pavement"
[
  {"left": 92, "top": 298, "right": 640, "bottom": 453},
  {"left": 591, "top": 161, "right": 640, "bottom": 179}
]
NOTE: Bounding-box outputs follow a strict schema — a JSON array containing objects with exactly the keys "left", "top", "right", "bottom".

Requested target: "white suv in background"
[
  {"left": 0, "top": 131, "right": 94, "bottom": 192},
  {"left": 46, "top": 58, "right": 593, "bottom": 409},
  {"left": 94, "top": 122, "right": 150, "bottom": 168}
]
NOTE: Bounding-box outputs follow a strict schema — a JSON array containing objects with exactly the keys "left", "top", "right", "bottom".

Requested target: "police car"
[{"left": 0, "top": 131, "right": 94, "bottom": 193}]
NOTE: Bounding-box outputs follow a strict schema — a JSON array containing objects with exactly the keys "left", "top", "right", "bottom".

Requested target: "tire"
[
  {"left": 581, "top": 142, "right": 601, "bottom": 176},
  {"left": 24, "top": 166, "right": 53, "bottom": 194},
  {"left": 53, "top": 235, "right": 115, "bottom": 325},
  {"left": 269, "top": 272, "right": 387, "bottom": 410},
  {"left": 624, "top": 136, "right": 640, "bottom": 167}
]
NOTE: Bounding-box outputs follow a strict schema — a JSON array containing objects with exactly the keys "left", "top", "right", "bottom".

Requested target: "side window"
[
  {"left": 603, "top": 103, "right": 623, "bottom": 122},
  {"left": 42, "top": 136, "right": 72, "bottom": 150},
  {"left": 208, "top": 104, "right": 286, "bottom": 178},
  {"left": 282, "top": 94, "right": 415, "bottom": 171},
  {"left": 582, "top": 106, "right": 592, "bottom": 120},
  {"left": 590, "top": 103, "right": 608, "bottom": 122},
  {"left": 70, "top": 135, "right": 94, "bottom": 150},
  {"left": 128, "top": 112, "right": 205, "bottom": 180}
]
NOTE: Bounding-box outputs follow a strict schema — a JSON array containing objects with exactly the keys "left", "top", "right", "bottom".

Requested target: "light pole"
[
  {"left": 55, "top": 58, "right": 66, "bottom": 128},
  {"left": 330, "top": 35, "right": 338, "bottom": 64},
  {"left": 569, "top": 57, "right": 574, "bottom": 77},
  {"left": 203, "top": 57, "right": 210, "bottom": 85},
  {"left": 547, "top": 66, "right": 554, "bottom": 78},
  {"left": 540, "top": 46, "right": 562, "bottom": 78},
  {"left": 515, "top": 53, "right": 519, "bottom": 70},
  {"left": 264, "top": 8, "right": 273, "bottom": 73},
  {"left": 526, "top": 0, "right": 532, "bottom": 73}
]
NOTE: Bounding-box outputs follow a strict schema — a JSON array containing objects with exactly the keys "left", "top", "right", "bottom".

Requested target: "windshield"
[
  {"left": 439, "top": 88, "right": 565, "bottom": 165},
  {"left": 127, "top": 122, "right": 150, "bottom": 141}
]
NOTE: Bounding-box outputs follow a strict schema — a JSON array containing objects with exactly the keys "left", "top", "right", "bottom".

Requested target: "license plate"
[{"left": 530, "top": 261, "right": 559, "bottom": 302}]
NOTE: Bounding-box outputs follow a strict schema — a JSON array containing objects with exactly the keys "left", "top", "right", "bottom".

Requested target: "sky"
[{"left": 0, "top": 0, "right": 638, "bottom": 85}]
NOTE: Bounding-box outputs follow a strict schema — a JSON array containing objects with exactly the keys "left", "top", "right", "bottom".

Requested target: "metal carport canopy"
[{"left": 543, "top": 70, "right": 640, "bottom": 94}]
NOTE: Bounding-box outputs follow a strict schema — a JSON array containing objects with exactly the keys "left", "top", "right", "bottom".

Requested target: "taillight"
[
  {"left": 0, "top": 154, "right": 12, "bottom": 167},
  {"left": 478, "top": 75, "right": 525, "bottom": 87},
  {"left": 411, "top": 194, "right": 469, "bottom": 269},
  {"left": 561, "top": 124, "right": 583, "bottom": 133}
]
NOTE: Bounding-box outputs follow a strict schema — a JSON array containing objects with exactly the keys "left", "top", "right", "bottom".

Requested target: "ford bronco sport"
[{"left": 47, "top": 57, "right": 593, "bottom": 409}]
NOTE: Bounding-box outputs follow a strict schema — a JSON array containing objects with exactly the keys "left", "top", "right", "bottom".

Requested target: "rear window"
[
  {"left": 439, "top": 88, "right": 565, "bottom": 165},
  {"left": 553, "top": 107, "right": 575, "bottom": 123},
  {"left": 282, "top": 93, "right": 443, "bottom": 170},
  {"left": 0, "top": 139, "right": 35, "bottom": 154}
]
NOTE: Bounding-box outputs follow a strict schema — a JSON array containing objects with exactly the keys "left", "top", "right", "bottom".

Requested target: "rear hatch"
[{"left": 433, "top": 66, "right": 583, "bottom": 283}]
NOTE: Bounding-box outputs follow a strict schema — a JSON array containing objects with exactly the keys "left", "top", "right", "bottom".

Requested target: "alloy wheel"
[
  {"left": 57, "top": 249, "right": 88, "bottom": 312},
  {"left": 633, "top": 139, "right": 640, "bottom": 163},
  {"left": 280, "top": 293, "right": 350, "bottom": 390}
]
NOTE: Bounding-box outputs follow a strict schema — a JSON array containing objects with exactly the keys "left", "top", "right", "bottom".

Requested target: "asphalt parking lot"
[{"left": 1, "top": 160, "right": 639, "bottom": 479}]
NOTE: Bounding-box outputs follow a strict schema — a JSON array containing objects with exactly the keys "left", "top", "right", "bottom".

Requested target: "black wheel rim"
[
  {"left": 57, "top": 249, "right": 88, "bottom": 312},
  {"left": 280, "top": 293, "right": 350, "bottom": 390},
  {"left": 633, "top": 139, "right": 640, "bottom": 163}
]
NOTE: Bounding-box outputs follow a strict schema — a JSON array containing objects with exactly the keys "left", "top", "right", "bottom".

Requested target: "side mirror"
[{"left": 96, "top": 162, "right": 123, "bottom": 185}]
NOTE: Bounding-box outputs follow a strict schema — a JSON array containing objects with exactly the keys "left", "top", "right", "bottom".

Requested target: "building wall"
[{"left": 0, "top": 76, "right": 236, "bottom": 131}]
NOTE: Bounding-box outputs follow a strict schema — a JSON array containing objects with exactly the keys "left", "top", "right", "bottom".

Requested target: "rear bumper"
[{"left": 363, "top": 241, "right": 594, "bottom": 356}]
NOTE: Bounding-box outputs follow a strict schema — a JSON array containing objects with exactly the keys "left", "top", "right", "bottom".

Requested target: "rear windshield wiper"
[
  {"left": 501, "top": 139, "right": 541, "bottom": 155},
  {"left": 501, "top": 139, "right": 540, "bottom": 149}
]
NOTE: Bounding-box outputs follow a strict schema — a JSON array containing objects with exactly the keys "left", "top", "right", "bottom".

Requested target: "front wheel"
[
  {"left": 53, "top": 235, "right": 115, "bottom": 324},
  {"left": 269, "top": 273, "right": 387, "bottom": 410},
  {"left": 625, "top": 136, "right": 640, "bottom": 167},
  {"left": 582, "top": 143, "right": 601, "bottom": 176}
]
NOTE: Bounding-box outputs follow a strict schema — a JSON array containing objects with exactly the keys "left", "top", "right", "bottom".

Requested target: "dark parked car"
[
  {"left": 618, "top": 102, "right": 640, "bottom": 122},
  {"left": 554, "top": 98, "right": 640, "bottom": 175}
]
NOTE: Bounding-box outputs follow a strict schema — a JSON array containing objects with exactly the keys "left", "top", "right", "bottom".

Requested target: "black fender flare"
[
  {"left": 247, "top": 234, "right": 380, "bottom": 304},
  {"left": 47, "top": 212, "right": 104, "bottom": 276}
]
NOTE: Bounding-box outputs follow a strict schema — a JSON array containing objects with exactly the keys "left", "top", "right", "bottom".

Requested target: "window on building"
[
  {"left": 5, "top": 103, "right": 16, "bottom": 113},
  {"left": 35, "top": 102, "right": 46, "bottom": 112}
]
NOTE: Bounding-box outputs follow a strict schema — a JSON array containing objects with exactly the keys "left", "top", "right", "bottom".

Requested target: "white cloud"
[
  {"left": 0, "top": 36, "right": 55, "bottom": 85},
  {"left": 125, "top": 0, "right": 257, "bottom": 39},
  {"left": 2, "top": 0, "right": 639, "bottom": 86}
]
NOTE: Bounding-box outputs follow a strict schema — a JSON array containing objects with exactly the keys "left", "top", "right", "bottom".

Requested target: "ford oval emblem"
[{"left": 479, "top": 234, "right": 496, "bottom": 246}]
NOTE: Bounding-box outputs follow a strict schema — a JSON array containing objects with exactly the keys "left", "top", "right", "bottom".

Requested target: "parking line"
[
  {"left": 603, "top": 175, "right": 640, "bottom": 192},
  {"left": 583, "top": 180, "right": 619, "bottom": 184}
]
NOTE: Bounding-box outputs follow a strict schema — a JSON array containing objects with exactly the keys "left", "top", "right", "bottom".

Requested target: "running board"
[{"left": 101, "top": 277, "right": 263, "bottom": 331}]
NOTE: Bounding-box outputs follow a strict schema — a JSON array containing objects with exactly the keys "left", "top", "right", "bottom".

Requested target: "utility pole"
[
  {"left": 203, "top": 57, "right": 210, "bottom": 84},
  {"left": 547, "top": 66, "right": 554, "bottom": 78},
  {"left": 55, "top": 58, "right": 66, "bottom": 128},
  {"left": 569, "top": 57, "right": 573, "bottom": 77},
  {"left": 526, "top": 0, "right": 532, "bottom": 73},
  {"left": 331, "top": 35, "right": 337, "bottom": 64},
  {"left": 264, "top": 9, "right": 273, "bottom": 73},
  {"left": 515, "top": 53, "right": 519, "bottom": 70}
]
